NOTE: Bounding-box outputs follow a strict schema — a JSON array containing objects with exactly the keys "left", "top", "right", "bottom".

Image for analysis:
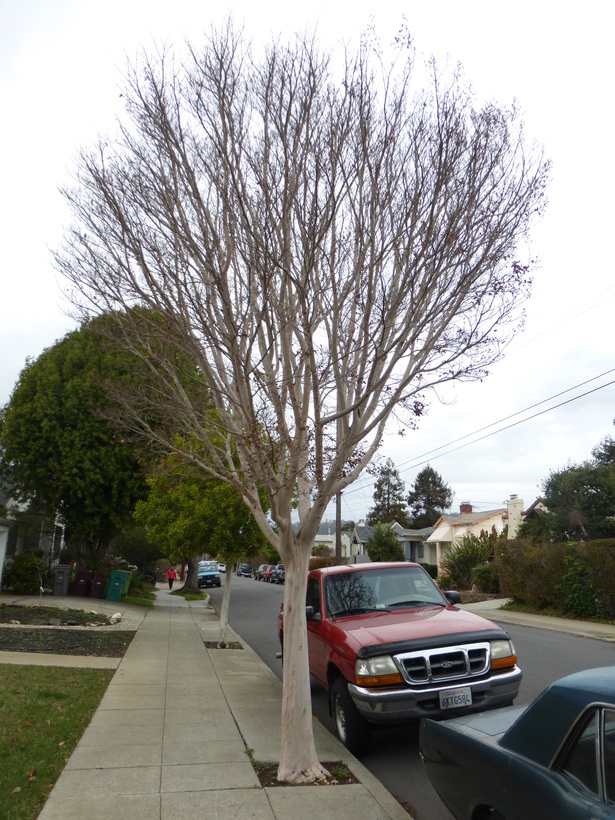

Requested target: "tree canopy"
[
  {"left": 407, "top": 465, "right": 454, "bottom": 528},
  {"left": 366, "top": 458, "right": 409, "bottom": 525},
  {"left": 365, "top": 523, "right": 405, "bottom": 562},
  {"left": 53, "top": 23, "right": 549, "bottom": 782},
  {"left": 542, "top": 458, "right": 615, "bottom": 542},
  {"left": 0, "top": 323, "right": 148, "bottom": 557}
]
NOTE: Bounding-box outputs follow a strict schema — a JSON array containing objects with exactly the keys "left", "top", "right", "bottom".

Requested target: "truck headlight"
[
  {"left": 355, "top": 655, "right": 404, "bottom": 687},
  {"left": 490, "top": 639, "right": 517, "bottom": 670}
]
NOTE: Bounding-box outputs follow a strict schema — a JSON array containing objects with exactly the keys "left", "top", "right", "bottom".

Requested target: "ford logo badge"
[{"left": 441, "top": 661, "right": 454, "bottom": 669}]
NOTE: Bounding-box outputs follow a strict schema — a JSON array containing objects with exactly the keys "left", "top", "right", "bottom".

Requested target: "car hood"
[{"left": 335, "top": 606, "right": 505, "bottom": 651}]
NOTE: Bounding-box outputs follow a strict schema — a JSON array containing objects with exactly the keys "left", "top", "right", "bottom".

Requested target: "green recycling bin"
[
  {"left": 114, "top": 570, "right": 131, "bottom": 595},
  {"left": 105, "top": 570, "right": 124, "bottom": 602}
]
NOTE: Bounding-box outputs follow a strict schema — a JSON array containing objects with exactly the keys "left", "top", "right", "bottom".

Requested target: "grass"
[
  {"left": 0, "top": 664, "right": 114, "bottom": 819},
  {"left": 170, "top": 589, "right": 208, "bottom": 601},
  {"left": 121, "top": 595, "right": 154, "bottom": 607}
]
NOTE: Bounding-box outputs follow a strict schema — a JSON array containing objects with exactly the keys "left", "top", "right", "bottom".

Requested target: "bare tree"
[{"left": 55, "top": 24, "right": 549, "bottom": 782}]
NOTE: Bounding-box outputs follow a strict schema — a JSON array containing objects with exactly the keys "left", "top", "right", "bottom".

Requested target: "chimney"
[
  {"left": 459, "top": 502, "right": 472, "bottom": 514},
  {"left": 507, "top": 495, "right": 524, "bottom": 539}
]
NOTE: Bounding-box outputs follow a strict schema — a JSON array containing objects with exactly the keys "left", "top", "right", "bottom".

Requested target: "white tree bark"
[
  {"left": 218, "top": 563, "right": 231, "bottom": 646},
  {"left": 55, "top": 23, "right": 549, "bottom": 781}
]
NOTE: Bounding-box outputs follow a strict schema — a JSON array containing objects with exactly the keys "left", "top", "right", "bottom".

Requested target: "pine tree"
[
  {"left": 366, "top": 459, "right": 409, "bottom": 525},
  {"left": 407, "top": 465, "right": 453, "bottom": 528}
]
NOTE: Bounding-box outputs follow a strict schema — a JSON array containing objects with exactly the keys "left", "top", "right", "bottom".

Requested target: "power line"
[
  {"left": 343, "top": 370, "right": 615, "bottom": 497},
  {"left": 395, "top": 367, "right": 615, "bottom": 469}
]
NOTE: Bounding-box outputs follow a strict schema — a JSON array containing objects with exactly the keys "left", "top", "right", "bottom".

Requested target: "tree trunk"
[
  {"left": 219, "top": 566, "right": 231, "bottom": 645},
  {"left": 277, "top": 540, "right": 329, "bottom": 783},
  {"left": 180, "top": 555, "right": 200, "bottom": 592}
]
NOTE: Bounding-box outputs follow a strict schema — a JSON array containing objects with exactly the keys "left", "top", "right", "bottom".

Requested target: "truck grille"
[{"left": 395, "top": 642, "right": 490, "bottom": 684}]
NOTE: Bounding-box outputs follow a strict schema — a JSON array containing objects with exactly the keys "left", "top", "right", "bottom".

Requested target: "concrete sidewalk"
[{"left": 26, "top": 587, "right": 409, "bottom": 820}]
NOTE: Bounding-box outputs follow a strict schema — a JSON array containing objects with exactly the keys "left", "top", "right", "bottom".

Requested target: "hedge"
[{"left": 496, "top": 538, "right": 615, "bottom": 620}]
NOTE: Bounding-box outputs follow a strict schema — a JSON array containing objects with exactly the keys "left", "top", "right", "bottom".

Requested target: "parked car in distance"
[
  {"left": 236, "top": 563, "right": 252, "bottom": 577},
  {"left": 262, "top": 564, "right": 275, "bottom": 582},
  {"left": 277, "top": 562, "right": 521, "bottom": 756},
  {"left": 421, "top": 666, "right": 615, "bottom": 820},
  {"left": 255, "top": 564, "right": 270, "bottom": 581},
  {"left": 217, "top": 563, "right": 226, "bottom": 573},
  {"left": 270, "top": 563, "right": 285, "bottom": 584},
  {"left": 197, "top": 560, "right": 221, "bottom": 588}
]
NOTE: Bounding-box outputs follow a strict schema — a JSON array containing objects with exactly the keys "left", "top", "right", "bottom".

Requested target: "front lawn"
[{"left": 0, "top": 664, "right": 114, "bottom": 819}]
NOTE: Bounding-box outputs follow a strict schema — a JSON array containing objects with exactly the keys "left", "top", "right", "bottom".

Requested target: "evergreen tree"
[
  {"left": 365, "top": 523, "right": 405, "bottom": 562},
  {"left": 0, "top": 322, "right": 148, "bottom": 558},
  {"left": 366, "top": 459, "right": 409, "bottom": 525},
  {"left": 407, "top": 465, "right": 453, "bottom": 528}
]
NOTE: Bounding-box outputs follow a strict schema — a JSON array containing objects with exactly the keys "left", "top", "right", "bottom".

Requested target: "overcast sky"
[{"left": 2, "top": 0, "right": 614, "bottom": 522}]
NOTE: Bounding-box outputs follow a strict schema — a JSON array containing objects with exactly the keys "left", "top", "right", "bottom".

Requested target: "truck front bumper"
[{"left": 348, "top": 665, "right": 522, "bottom": 724}]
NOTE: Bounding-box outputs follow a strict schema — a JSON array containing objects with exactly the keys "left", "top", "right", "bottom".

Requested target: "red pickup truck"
[{"left": 278, "top": 562, "right": 521, "bottom": 756}]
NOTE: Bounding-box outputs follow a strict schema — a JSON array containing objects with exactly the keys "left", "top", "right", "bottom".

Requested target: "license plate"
[{"left": 439, "top": 687, "right": 472, "bottom": 710}]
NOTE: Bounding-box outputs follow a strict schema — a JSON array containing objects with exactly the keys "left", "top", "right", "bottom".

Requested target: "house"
[
  {"left": 346, "top": 520, "right": 434, "bottom": 564},
  {"left": 427, "top": 495, "right": 546, "bottom": 571},
  {"left": 0, "top": 484, "right": 64, "bottom": 582},
  {"left": 311, "top": 522, "right": 351, "bottom": 558},
  {"left": 389, "top": 522, "right": 435, "bottom": 563},
  {"left": 427, "top": 501, "right": 508, "bottom": 570}
]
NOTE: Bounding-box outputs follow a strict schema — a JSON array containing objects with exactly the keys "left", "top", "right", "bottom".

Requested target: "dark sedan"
[
  {"left": 270, "top": 562, "right": 285, "bottom": 584},
  {"left": 420, "top": 666, "right": 615, "bottom": 820}
]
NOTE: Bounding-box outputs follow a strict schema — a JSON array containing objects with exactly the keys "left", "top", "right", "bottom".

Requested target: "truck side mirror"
[
  {"left": 306, "top": 605, "right": 320, "bottom": 623},
  {"left": 445, "top": 590, "right": 461, "bottom": 604}
]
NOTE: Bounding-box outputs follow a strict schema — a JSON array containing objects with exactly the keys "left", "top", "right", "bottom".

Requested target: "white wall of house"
[
  {"left": 427, "top": 505, "right": 508, "bottom": 571},
  {"left": 0, "top": 525, "right": 10, "bottom": 589}
]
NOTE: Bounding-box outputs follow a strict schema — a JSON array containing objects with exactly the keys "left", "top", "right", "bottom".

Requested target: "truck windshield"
[
  {"left": 324, "top": 566, "right": 446, "bottom": 618},
  {"left": 199, "top": 562, "right": 218, "bottom": 572}
]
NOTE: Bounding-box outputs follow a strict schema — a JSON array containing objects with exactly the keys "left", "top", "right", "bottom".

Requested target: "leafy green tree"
[
  {"left": 111, "top": 526, "right": 160, "bottom": 571},
  {"left": 0, "top": 323, "right": 148, "bottom": 559},
  {"left": 592, "top": 435, "right": 615, "bottom": 467},
  {"left": 407, "top": 465, "right": 454, "bottom": 528},
  {"left": 366, "top": 459, "right": 409, "bottom": 525},
  {"left": 365, "top": 523, "right": 405, "bottom": 562},
  {"left": 135, "top": 464, "right": 268, "bottom": 640},
  {"left": 543, "top": 460, "right": 615, "bottom": 542}
]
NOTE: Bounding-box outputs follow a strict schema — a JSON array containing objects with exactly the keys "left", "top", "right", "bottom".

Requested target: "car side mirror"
[
  {"left": 306, "top": 605, "right": 321, "bottom": 623},
  {"left": 445, "top": 590, "right": 461, "bottom": 604}
]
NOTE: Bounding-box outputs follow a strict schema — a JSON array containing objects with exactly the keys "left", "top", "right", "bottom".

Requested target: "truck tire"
[{"left": 330, "top": 678, "right": 370, "bottom": 757}]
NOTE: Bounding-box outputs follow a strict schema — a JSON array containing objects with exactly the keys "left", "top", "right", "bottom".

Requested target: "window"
[
  {"left": 561, "top": 710, "right": 599, "bottom": 796},
  {"left": 604, "top": 709, "right": 615, "bottom": 805},
  {"left": 306, "top": 577, "right": 321, "bottom": 617}
]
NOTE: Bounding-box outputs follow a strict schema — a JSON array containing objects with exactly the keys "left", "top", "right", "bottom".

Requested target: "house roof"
[
  {"left": 427, "top": 508, "right": 507, "bottom": 542},
  {"left": 353, "top": 524, "right": 375, "bottom": 542},
  {"left": 524, "top": 497, "right": 547, "bottom": 516},
  {"left": 392, "top": 525, "right": 434, "bottom": 539}
]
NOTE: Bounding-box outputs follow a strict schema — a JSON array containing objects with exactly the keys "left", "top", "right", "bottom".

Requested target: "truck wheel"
[{"left": 330, "top": 679, "right": 370, "bottom": 756}]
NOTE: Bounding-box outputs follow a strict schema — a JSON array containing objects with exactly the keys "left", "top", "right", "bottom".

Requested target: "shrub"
[
  {"left": 420, "top": 563, "right": 438, "bottom": 579},
  {"left": 5, "top": 549, "right": 48, "bottom": 594},
  {"left": 471, "top": 562, "right": 500, "bottom": 594},
  {"left": 496, "top": 538, "right": 615, "bottom": 619},
  {"left": 436, "top": 574, "right": 453, "bottom": 591},
  {"left": 309, "top": 555, "right": 342, "bottom": 570},
  {"left": 440, "top": 535, "right": 491, "bottom": 590},
  {"left": 365, "top": 524, "right": 405, "bottom": 562},
  {"left": 556, "top": 546, "right": 615, "bottom": 620}
]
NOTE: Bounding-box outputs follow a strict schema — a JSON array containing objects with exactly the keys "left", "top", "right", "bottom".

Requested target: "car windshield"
[
  {"left": 199, "top": 562, "right": 218, "bottom": 572},
  {"left": 324, "top": 566, "right": 446, "bottom": 618}
]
